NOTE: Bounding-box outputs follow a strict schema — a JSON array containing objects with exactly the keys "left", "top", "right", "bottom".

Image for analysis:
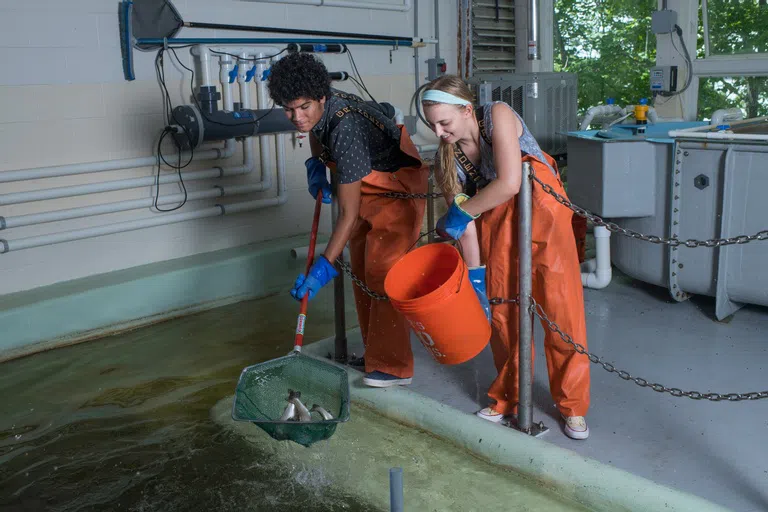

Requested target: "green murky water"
[{"left": 0, "top": 291, "right": 589, "bottom": 512}]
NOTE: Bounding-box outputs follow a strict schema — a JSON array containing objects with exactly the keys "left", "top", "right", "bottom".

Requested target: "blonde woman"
[{"left": 421, "top": 75, "right": 591, "bottom": 440}]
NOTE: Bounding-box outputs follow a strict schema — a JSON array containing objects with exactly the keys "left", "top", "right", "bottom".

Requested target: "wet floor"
[{"left": 0, "top": 290, "right": 588, "bottom": 512}]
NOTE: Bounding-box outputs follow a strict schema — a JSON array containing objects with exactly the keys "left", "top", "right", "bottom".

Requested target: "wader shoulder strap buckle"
[{"left": 318, "top": 93, "right": 393, "bottom": 165}]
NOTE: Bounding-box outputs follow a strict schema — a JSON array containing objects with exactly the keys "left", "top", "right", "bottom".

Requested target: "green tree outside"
[{"left": 554, "top": 0, "right": 768, "bottom": 121}]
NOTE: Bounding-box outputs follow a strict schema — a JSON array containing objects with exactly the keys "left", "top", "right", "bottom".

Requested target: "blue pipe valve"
[
  {"left": 228, "top": 64, "right": 239, "bottom": 84},
  {"left": 246, "top": 65, "right": 257, "bottom": 82}
]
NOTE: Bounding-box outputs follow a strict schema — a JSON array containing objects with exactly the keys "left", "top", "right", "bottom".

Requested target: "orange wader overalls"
[
  {"left": 476, "top": 152, "right": 590, "bottom": 418},
  {"left": 326, "top": 126, "right": 428, "bottom": 379}
]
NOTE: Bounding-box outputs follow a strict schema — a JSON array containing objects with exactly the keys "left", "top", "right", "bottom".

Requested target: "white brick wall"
[{"left": 0, "top": 0, "right": 457, "bottom": 295}]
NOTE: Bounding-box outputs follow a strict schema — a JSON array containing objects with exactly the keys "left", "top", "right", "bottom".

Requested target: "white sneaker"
[
  {"left": 561, "top": 415, "right": 589, "bottom": 440},
  {"left": 476, "top": 406, "right": 505, "bottom": 423}
]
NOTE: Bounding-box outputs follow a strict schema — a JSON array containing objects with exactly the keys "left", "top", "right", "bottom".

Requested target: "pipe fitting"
[
  {"left": 0, "top": 239, "right": 8, "bottom": 253},
  {"left": 0, "top": 216, "right": 5, "bottom": 230},
  {"left": 581, "top": 226, "right": 612, "bottom": 289}
]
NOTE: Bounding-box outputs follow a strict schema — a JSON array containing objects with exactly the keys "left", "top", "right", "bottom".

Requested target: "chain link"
[
  {"left": 335, "top": 259, "right": 389, "bottom": 301},
  {"left": 530, "top": 171, "right": 768, "bottom": 248},
  {"left": 377, "top": 191, "right": 444, "bottom": 199},
  {"left": 527, "top": 296, "right": 768, "bottom": 402}
]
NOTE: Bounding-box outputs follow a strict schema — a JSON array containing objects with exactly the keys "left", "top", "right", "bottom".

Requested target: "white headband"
[{"left": 421, "top": 89, "right": 471, "bottom": 106}]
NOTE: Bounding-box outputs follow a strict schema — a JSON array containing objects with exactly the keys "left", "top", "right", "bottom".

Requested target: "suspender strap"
[
  {"left": 318, "top": 91, "right": 394, "bottom": 164},
  {"left": 453, "top": 106, "right": 491, "bottom": 196}
]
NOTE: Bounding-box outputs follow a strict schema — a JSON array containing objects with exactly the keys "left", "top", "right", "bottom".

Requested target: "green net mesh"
[{"left": 232, "top": 353, "right": 351, "bottom": 447}]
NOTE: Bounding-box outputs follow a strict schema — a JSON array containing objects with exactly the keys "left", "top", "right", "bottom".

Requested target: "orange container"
[{"left": 384, "top": 243, "right": 492, "bottom": 365}]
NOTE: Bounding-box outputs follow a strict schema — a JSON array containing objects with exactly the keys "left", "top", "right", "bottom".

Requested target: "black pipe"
[
  {"left": 184, "top": 21, "right": 412, "bottom": 43},
  {"left": 288, "top": 43, "right": 347, "bottom": 54}
]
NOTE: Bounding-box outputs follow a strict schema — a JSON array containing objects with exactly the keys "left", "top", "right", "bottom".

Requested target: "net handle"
[{"left": 294, "top": 194, "right": 324, "bottom": 351}]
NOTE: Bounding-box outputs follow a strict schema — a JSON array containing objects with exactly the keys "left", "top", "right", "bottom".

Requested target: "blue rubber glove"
[
  {"left": 305, "top": 157, "right": 332, "bottom": 204},
  {"left": 436, "top": 193, "right": 479, "bottom": 240},
  {"left": 468, "top": 265, "right": 491, "bottom": 324},
  {"left": 291, "top": 256, "right": 339, "bottom": 301}
]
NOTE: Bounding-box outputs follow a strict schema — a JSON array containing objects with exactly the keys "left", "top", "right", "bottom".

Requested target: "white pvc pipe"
[
  {"left": 0, "top": 142, "right": 291, "bottom": 254},
  {"left": 0, "top": 111, "right": 281, "bottom": 206},
  {"left": 710, "top": 107, "right": 744, "bottom": 127},
  {"left": 196, "top": 45, "right": 214, "bottom": 87},
  {"left": 248, "top": 0, "right": 412, "bottom": 12},
  {"left": 0, "top": 184, "right": 263, "bottom": 230},
  {"left": 0, "top": 168, "right": 221, "bottom": 206},
  {"left": 253, "top": 53, "right": 272, "bottom": 191},
  {"left": 667, "top": 130, "right": 768, "bottom": 142},
  {"left": 581, "top": 225, "right": 611, "bottom": 289},
  {"left": 0, "top": 144, "right": 234, "bottom": 184},
  {"left": 579, "top": 105, "right": 622, "bottom": 131},
  {"left": 220, "top": 54, "right": 235, "bottom": 111}
]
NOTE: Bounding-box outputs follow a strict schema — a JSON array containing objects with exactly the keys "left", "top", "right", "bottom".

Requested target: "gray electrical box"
[
  {"left": 426, "top": 57, "right": 446, "bottom": 81},
  {"left": 650, "top": 66, "right": 678, "bottom": 93},
  {"left": 651, "top": 9, "right": 678, "bottom": 34},
  {"left": 467, "top": 72, "right": 578, "bottom": 157}
]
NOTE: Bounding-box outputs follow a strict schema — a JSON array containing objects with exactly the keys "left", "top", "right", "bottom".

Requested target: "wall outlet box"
[{"left": 652, "top": 9, "right": 678, "bottom": 34}]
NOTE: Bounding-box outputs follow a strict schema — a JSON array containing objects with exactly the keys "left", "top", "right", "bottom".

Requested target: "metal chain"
[
  {"left": 335, "top": 259, "right": 389, "bottom": 301},
  {"left": 526, "top": 295, "right": 768, "bottom": 402},
  {"left": 530, "top": 171, "right": 768, "bottom": 248},
  {"left": 377, "top": 191, "right": 443, "bottom": 199}
]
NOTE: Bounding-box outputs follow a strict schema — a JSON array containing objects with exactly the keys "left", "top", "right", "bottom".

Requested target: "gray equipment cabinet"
[
  {"left": 467, "top": 72, "right": 578, "bottom": 158},
  {"left": 566, "top": 119, "right": 768, "bottom": 320}
]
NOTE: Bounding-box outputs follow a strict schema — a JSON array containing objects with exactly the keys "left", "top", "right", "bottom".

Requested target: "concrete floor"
[{"left": 341, "top": 270, "right": 768, "bottom": 512}]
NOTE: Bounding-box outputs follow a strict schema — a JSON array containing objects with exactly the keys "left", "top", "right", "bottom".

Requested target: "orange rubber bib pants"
[
  {"left": 476, "top": 153, "right": 590, "bottom": 418},
  {"left": 329, "top": 126, "right": 428, "bottom": 379}
]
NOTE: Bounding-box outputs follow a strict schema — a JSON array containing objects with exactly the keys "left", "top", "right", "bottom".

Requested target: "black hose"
[
  {"left": 184, "top": 21, "right": 414, "bottom": 43},
  {"left": 411, "top": 83, "right": 431, "bottom": 129}
]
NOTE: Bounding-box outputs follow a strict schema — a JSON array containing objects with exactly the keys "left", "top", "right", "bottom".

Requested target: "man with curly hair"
[{"left": 268, "top": 51, "right": 428, "bottom": 388}]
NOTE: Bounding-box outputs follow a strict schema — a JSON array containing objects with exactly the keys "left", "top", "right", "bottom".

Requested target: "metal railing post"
[
  {"left": 426, "top": 168, "right": 436, "bottom": 243},
  {"left": 517, "top": 162, "right": 547, "bottom": 437},
  {"left": 331, "top": 175, "right": 348, "bottom": 363}
]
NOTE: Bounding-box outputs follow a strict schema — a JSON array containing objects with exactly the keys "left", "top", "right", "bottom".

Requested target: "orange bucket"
[{"left": 384, "top": 243, "right": 491, "bottom": 365}]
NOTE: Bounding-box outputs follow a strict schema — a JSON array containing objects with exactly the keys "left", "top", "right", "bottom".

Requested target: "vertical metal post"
[
  {"left": 516, "top": 162, "right": 547, "bottom": 437},
  {"left": 518, "top": 162, "right": 534, "bottom": 433},
  {"left": 426, "top": 169, "right": 435, "bottom": 242},
  {"left": 331, "top": 175, "right": 348, "bottom": 363},
  {"left": 389, "top": 467, "right": 404, "bottom": 512}
]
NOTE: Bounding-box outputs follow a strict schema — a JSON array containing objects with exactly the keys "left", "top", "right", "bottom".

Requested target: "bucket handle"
[{"left": 402, "top": 228, "right": 466, "bottom": 295}]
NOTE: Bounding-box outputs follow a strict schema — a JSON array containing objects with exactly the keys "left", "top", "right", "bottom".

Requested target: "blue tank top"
[{"left": 454, "top": 101, "right": 555, "bottom": 187}]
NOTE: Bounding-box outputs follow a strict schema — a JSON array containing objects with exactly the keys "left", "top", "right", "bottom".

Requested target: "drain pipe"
[{"left": 581, "top": 226, "right": 612, "bottom": 289}]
